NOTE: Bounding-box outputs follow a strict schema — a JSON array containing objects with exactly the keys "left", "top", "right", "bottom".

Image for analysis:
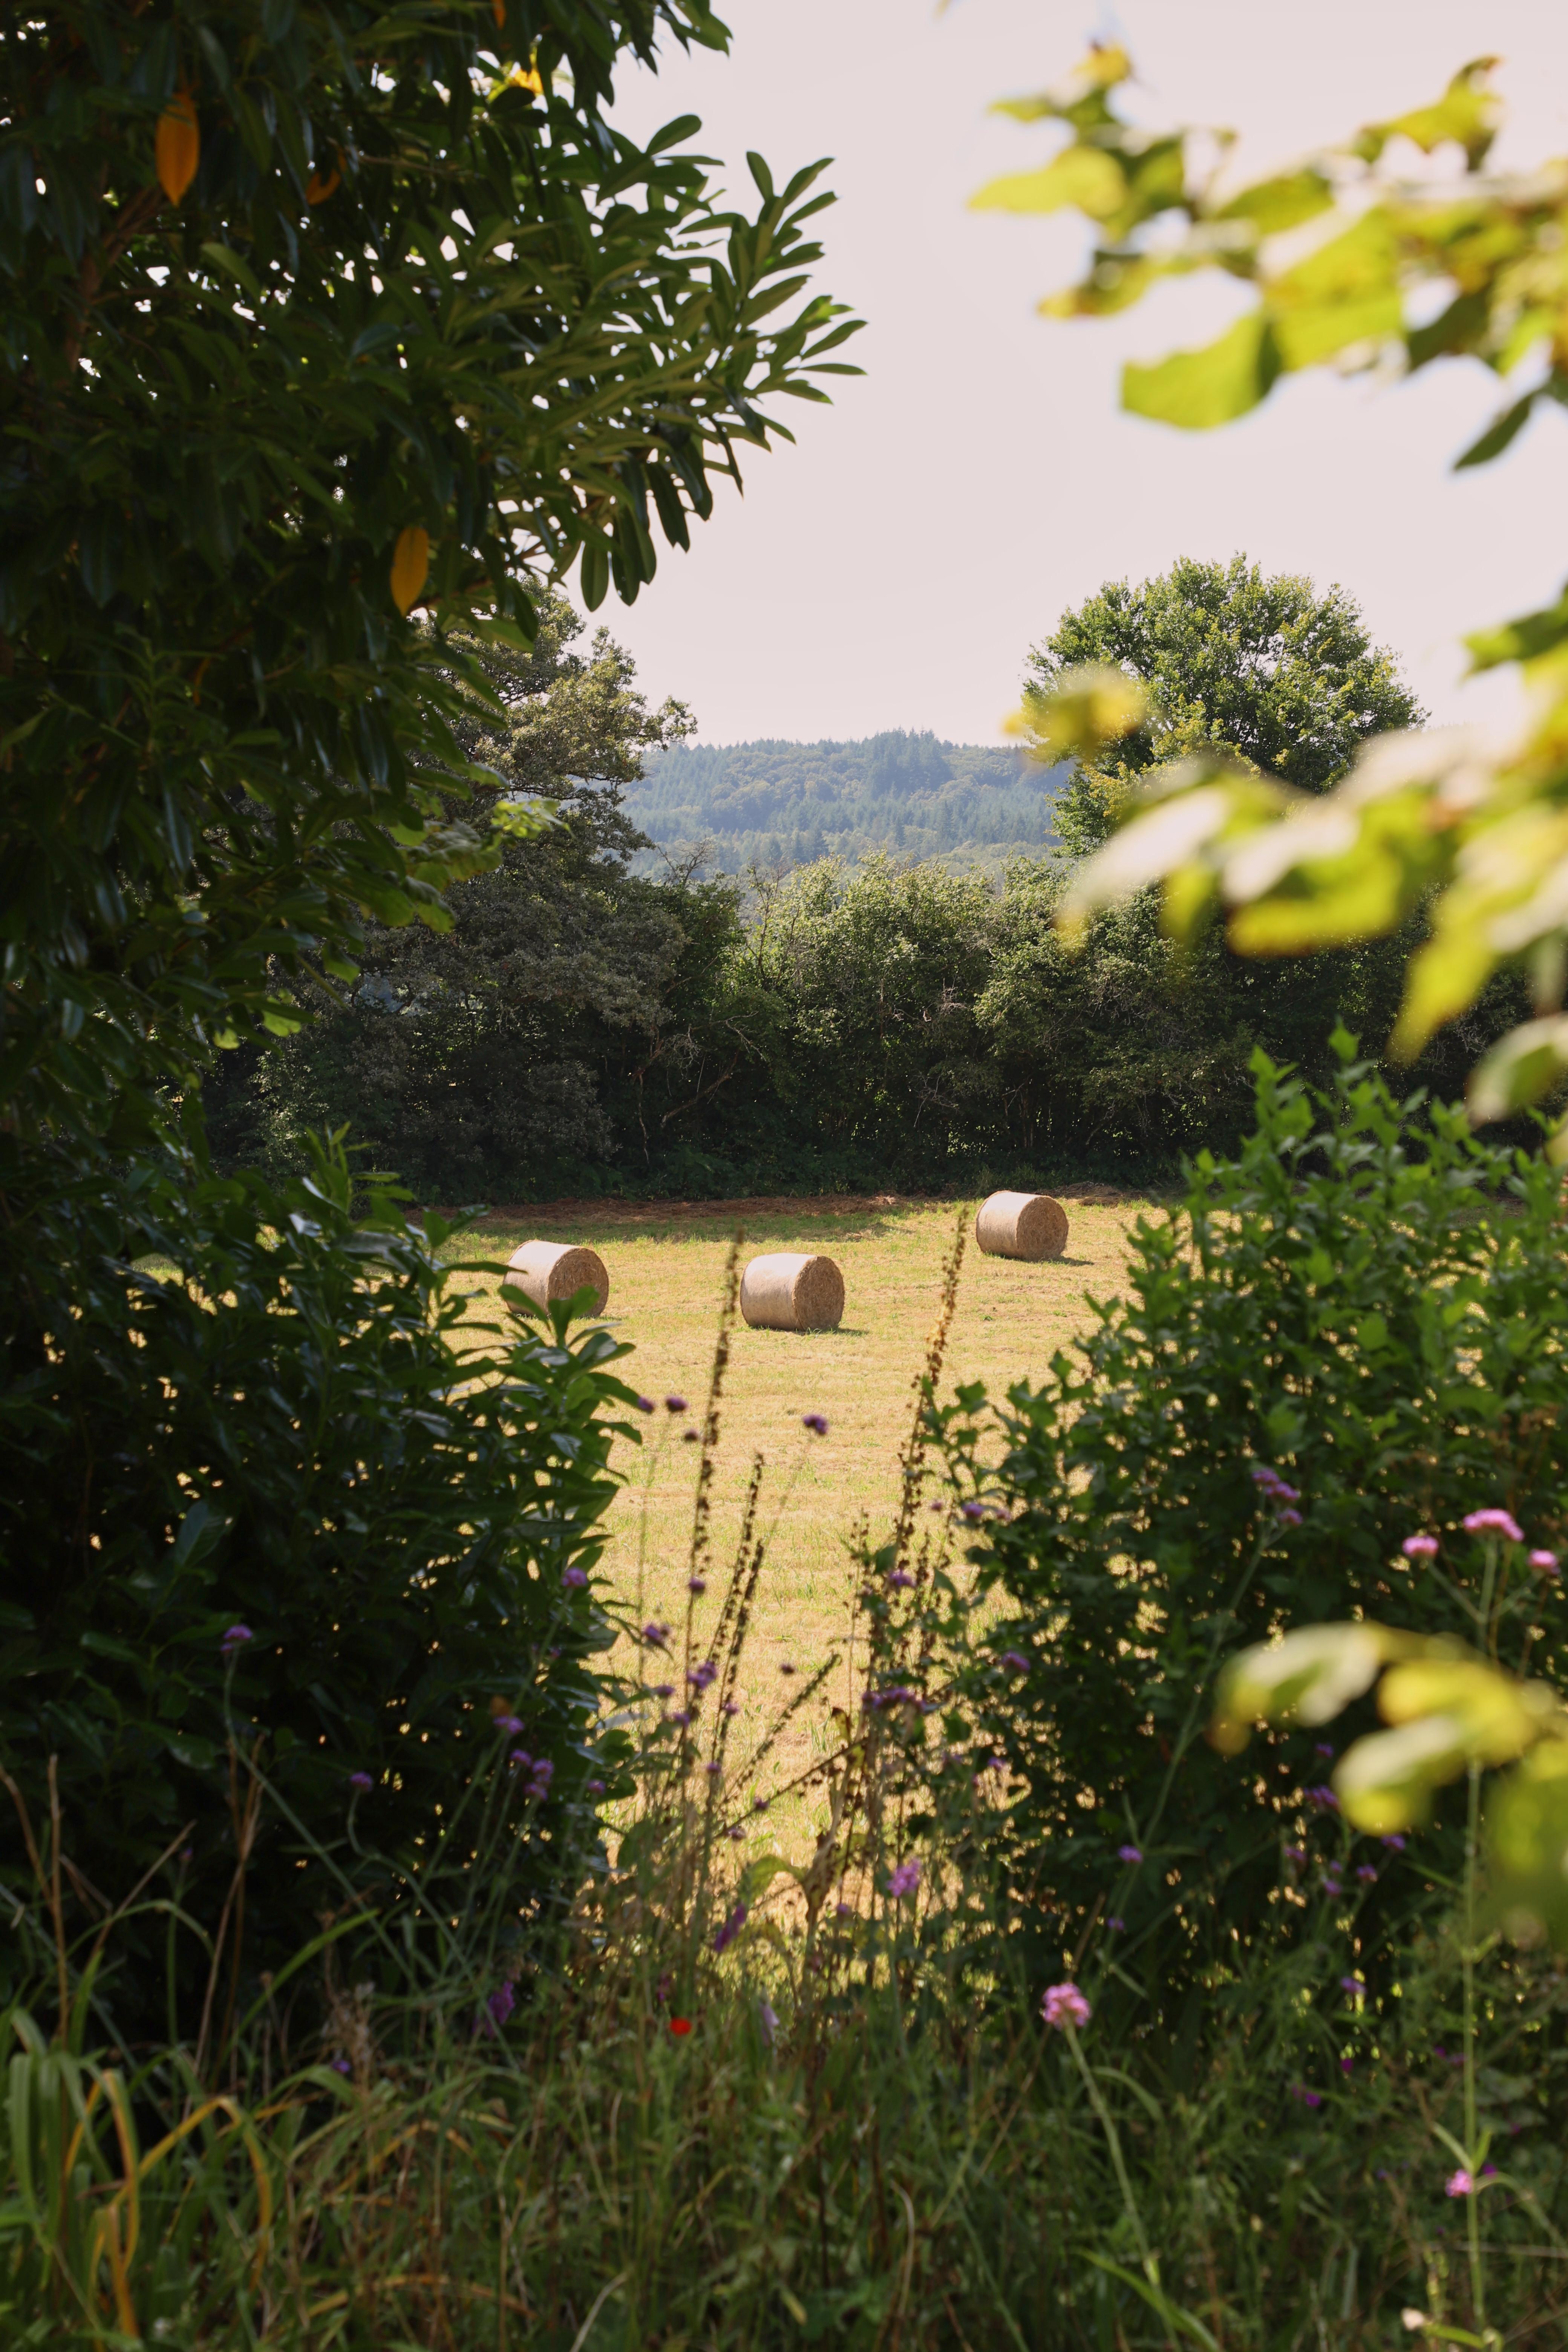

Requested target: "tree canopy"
[
  {"left": 1029, "top": 555, "right": 1421, "bottom": 800},
  {"left": 2, "top": 1, "right": 858, "bottom": 1154}
]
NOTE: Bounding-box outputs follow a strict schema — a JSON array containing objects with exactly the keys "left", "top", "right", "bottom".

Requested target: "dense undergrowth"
[{"left": 9, "top": 1061, "right": 1568, "bottom": 2347}]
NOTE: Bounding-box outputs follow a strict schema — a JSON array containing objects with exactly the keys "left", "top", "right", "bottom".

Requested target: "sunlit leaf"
[
  {"left": 1006, "top": 666, "right": 1145, "bottom": 762},
  {"left": 1215, "top": 170, "right": 1333, "bottom": 236},
  {"left": 971, "top": 147, "right": 1125, "bottom": 221},
  {"left": 1467, "top": 1014, "right": 1568, "bottom": 1123},
  {"left": 1210, "top": 1622, "right": 1418, "bottom": 1758},
  {"left": 1124, "top": 313, "right": 1281, "bottom": 431},
  {"left": 1334, "top": 1715, "right": 1470, "bottom": 1831}
]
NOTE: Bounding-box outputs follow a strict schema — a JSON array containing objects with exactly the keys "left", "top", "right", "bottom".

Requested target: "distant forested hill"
[{"left": 625, "top": 729, "right": 1065, "bottom": 873}]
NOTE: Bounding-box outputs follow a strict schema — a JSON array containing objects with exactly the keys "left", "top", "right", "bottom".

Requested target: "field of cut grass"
[{"left": 445, "top": 1186, "right": 1164, "bottom": 1847}]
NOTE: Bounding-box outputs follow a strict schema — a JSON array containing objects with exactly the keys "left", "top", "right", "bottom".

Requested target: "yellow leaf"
[
  {"left": 1388, "top": 931, "right": 1497, "bottom": 1061},
  {"left": 1006, "top": 666, "right": 1145, "bottom": 762},
  {"left": 1211, "top": 1623, "right": 1417, "bottom": 1758},
  {"left": 390, "top": 526, "right": 430, "bottom": 616},
  {"left": 1335, "top": 1717, "right": 1467, "bottom": 1832},
  {"left": 1124, "top": 312, "right": 1281, "bottom": 431},
  {"left": 156, "top": 89, "right": 200, "bottom": 207},
  {"left": 970, "top": 146, "right": 1126, "bottom": 222},
  {"left": 1215, "top": 170, "right": 1333, "bottom": 237},
  {"left": 1227, "top": 852, "right": 1411, "bottom": 955}
]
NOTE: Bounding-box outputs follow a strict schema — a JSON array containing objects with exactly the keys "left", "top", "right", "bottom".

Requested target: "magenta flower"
[
  {"left": 1530, "top": 1549, "right": 1560, "bottom": 1574},
  {"left": 508, "top": 1749, "right": 531, "bottom": 1770},
  {"left": 642, "top": 1622, "right": 670, "bottom": 1648},
  {"left": 586, "top": 1779, "right": 606, "bottom": 1796},
  {"left": 802, "top": 1413, "right": 828, "bottom": 1435},
  {"left": 888, "top": 1570, "right": 916, "bottom": 1590},
  {"left": 1356, "top": 1864, "right": 1378, "bottom": 1883},
  {"left": 561, "top": 1565, "right": 588, "bottom": 1588},
  {"left": 220, "top": 1624, "right": 253, "bottom": 1657},
  {"left": 495, "top": 1715, "right": 524, "bottom": 1736},
  {"left": 1402, "top": 1534, "right": 1439, "bottom": 1559},
  {"left": 348, "top": 1771, "right": 374, "bottom": 1793},
  {"left": 485, "top": 1980, "right": 516, "bottom": 2031},
  {"left": 1381, "top": 1833, "right": 1407, "bottom": 1851},
  {"left": 1117, "top": 1844, "right": 1144, "bottom": 1864},
  {"left": 1107, "top": 1915, "right": 1124, "bottom": 1931},
  {"left": 1340, "top": 2057, "right": 1354, "bottom": 2075},
  {"left": 1041, "top": 1981, "right": 1092, "bottom": 2030},
  {"left": 1446, "top": 2168, "right": 1475, "bottom": 2198},
  {"left": 688, "top": 1577, "right": 707, "bottom": 1595},
  {"left": 998, "top": 1650, "right": 1031, "bottom": 1674},
  {"left": 1277, "top": 1508, "right": 1302, "bottom": 1528},
  {"left": 1339, "top": 1975, "right": 1363, "bottom": 1994},
  {"left": 635, "top": 1396, "right": 655, "bottom": 1414},
  {"left": 665, "top": 1394, "right": 688, "bottom": 1414},
  {"left": 1463, "top": 1508, "right": 1524, "bottom": 1543},
  {"left": 887, "top": 1857, "right": 921, "bottom": 1899}
]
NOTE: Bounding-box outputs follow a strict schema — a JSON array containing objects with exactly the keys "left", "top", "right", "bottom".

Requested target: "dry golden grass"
[{"left": 447, "top": 1188, "right": 1164, "bottom": 1850}]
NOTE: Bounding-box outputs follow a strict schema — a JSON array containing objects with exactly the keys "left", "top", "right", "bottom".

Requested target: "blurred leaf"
[
  {"left": 1468, "top": 1014, "right": 1568, "bottom": 1123},
  {"left": 1124, "top": 314, "right": 1282, "bottom": 430},
  {"left": 1485, "top": 1739, "right": 1568, "bottom": 1946},
  {"left": 971, "top": 146, "right": 1125, "bottom": 221},
  {"left": 1211, "top": 1622, "right": 1420, "bottom": 1757},
  {"left": 1215, "top": 170, "right": 1332, "bottom": 236},
  {"left": 1006, "top": 665, "right": 1146, "bottom": 762}
]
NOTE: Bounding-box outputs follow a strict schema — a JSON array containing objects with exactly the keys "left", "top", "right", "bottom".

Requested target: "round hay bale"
[
  {"left": 974, "top": 1190, "right": 1069, "bottom": 1263},
  {"left": 739, "top": 1251, "right": 845, "bottom": 1333},
  {"left": 502, "top": 1239, "right": 610, "bottom": 1318}
]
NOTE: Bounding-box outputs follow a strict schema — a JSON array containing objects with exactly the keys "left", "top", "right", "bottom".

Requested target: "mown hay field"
[{"left": 447, "top": 1188, "right": 1164, "bottom": 1849}]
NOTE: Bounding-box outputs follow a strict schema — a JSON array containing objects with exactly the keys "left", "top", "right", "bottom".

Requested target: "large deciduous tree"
[{"left": 1030, "top": 557, "right": 1421, "bottom": 854}]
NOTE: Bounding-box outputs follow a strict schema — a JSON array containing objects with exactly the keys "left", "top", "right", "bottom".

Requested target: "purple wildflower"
[
  {"left": 1403, "top": 1534, "right": 1439, "bottom": 1559},
  {"left": 1463, "top": 1508, "right": 1524, "bottom": 1543},
  {"left": 712, "top": 1901, "right": 749, "bottom": 1954},
  {"left": 961, "top": 1501, "right": 986, "bottom": 1522},
  {"left": 887, "top": 1857, "right": 921, "bottom": 1900},
  {"left": 1315, "top": 1743, "right": 1335, "bottom": 1759},
  {"left": 495, "top": 1714, "right": 524, "bottom": 1735},
  {"left": 1340, "top": 1976, "right": 1364, "bottom": 1994},
  {"left": 802, "top": 1413, "right": 828, "bottom": 1436},
  {"left": 758, "top": 1997, "right": 778, "bottom": 2047},
  {"left": 332, "top": 2057, "right": 352, "bottom": 2075},
  {"left": 1530, "top": 1549, "right": 1560, "bottom": 1574},
  {"left": 778, "top": 1661, "right": 796, "bottom": 1676},
  {"left": 1277, "top": 1508, "right": 1303, "bottom": 1528},
  {"left": 998, "top": 1650, "right": 1031, "bottom": 1674},
  {"left": 688, "top": 1660, "right": 718, "bottom": 1691},
  {"left": 888, "top": 1570, "right": 916, "bottom": 1590},
  {"left": 665, "top": 1395, "right": 688, "bottom": 1414},
  {"left": 1284, "top": 1844, "right": 1305, "bottom": 1864},
  {"left": 1340, "top": 2057, "right": 1354, "bottom": 2075},
  {"left": 349, "top": 1771, "right": 374, "bottom": 1793},
  {"left": 1306, "top": 1785, "right": 1339, "bottom": 1810},
  {"left": 651, "top": 1682, "right": 675, "bottom": 1700},
  {"left": 722, "top": 1700, "right": 740, "bottom": 1718},
  {"left": 1381, "top": 1833, "right": 1407, "bottom": 1851},
  {"left": 1356, "top": 1864, "right": 1378, "bottom": 1883},
  {"left": 668, "top": 1708, "right": 692, "bottom": 1727},
  {"left": 635, "top": 1396, "right": 655, "bottom": 1414},
  {"left": 688, "top": 1577, "right": 707, "bottom": 1595},
  {"left": 220, "top": 1624, "right": 253, "bottom": 1657},
  {"left": 486, "top": 1980, "right": 516, "bottom": 2032},
  {"left": 704, "top": 1760, "right": 722, "bottom": 1776},
  {"left": 561, "top": 1565, "right": 588, "bottom": 1589},
  {"left": 1041, "top": 1981, "right": 1092, "bottom": 2030},
  {"left": 1107, "top": 1915, "right": 1125, "bottom": 1931},
  {"left": 642, "top": 1621, "right": 671, "bottom": 1648},
  {"left": 1118, "top": 1844, "right": 1144, "bottom": 1864},
  {"left": 586, "top": 1779, "right": 606, "bottom": 1796}
]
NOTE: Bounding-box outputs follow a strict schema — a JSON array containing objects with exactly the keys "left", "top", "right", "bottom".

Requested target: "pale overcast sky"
[{"left": 602, "top": 0, "right": 1568, "bottom": 748}]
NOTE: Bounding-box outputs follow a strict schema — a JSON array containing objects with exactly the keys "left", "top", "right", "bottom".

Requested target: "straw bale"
[
  {"left": 739, "top": 1251, "right": 846, "bottom": 1333},
  {"left": 974, "top": 1190, "right": 1069, "bottom": 1262},
  {"left": 503, "top": 1239, "right": 610, "bottom": 1317}
]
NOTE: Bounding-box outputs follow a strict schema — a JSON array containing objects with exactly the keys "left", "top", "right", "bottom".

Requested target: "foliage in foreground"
[
  {"left": 980, "top": 45, "right": 1568, "bottom": 1131},
  {"left": 932, "top": 1044, "right": 1568, "bottom": 2031},
  {"left": 0, "top": 1135, "right": 636, "bottom": 2046}
]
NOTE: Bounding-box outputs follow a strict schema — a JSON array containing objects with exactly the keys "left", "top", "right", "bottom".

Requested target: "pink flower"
[
  {"left": 1463, "top": 1508, "right": 1524, "bottom": 1544},
  {"left": 887, "top": 1857, "right": 921, "bottom": 1900},
  {"left": 1446, "top": 2169, "right": 1474, "bottom": 2198},
  {"left": 1041, "top": 1981, "right": 1092, "bottom": 2030},
  {"left": 1402, "top": 1534, "right": 1439, "bottom": 1559},
  {"left": 1530, "top": 1549, "right": 1560, "bottom": 1574}
]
